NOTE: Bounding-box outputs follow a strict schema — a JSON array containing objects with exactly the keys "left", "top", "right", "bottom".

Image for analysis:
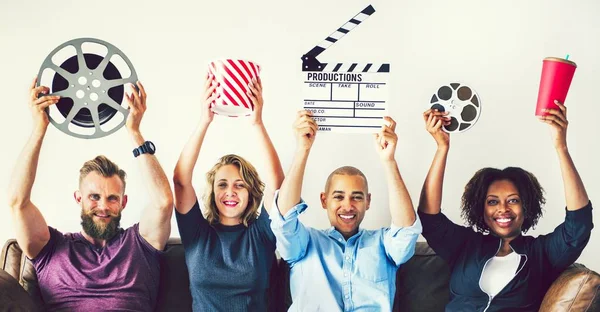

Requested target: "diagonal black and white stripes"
[
  {"left": 304, "top": 5, "right": 376, "bottom": 58},
  {"left": 322, "top": 62, "right": 389, "bottom": 73}
]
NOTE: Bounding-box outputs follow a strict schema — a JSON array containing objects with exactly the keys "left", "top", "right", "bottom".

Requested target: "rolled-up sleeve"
[
  {"left": 540, "top": 201, "right": 594, "bottom": 269},
  {"left": 269, "top": 190, "right": 311, "bottom": 264},
  {"left": 383, "top": 215, "right": 422, "bottom": 266},
  {"left": 418, "top": 210, "right": 474, "bottom": 268}
]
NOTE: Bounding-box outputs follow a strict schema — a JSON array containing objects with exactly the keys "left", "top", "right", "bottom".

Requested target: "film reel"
[
  {"left": 429, "top": 83, "right": 481, "bottom": 133},
  {"left": 36, "top": 38, "right": 137, "bottom": 139}
]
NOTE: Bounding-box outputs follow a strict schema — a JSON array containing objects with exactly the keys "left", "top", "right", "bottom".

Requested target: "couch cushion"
[
  {"left": 0, "top": 269, "right": 39, "bottom": 312},
  {"left": 1, "top": 239, "right": 46, "bottom": 311},
  {"left": 1, "top": 239, "right": 22, "bottom": 280},
  {"left": 540, "top": 263, "right": 600, "bottom": 312},
  {"left": 394, "top": 241, "right": 450, "bottom": 312}
]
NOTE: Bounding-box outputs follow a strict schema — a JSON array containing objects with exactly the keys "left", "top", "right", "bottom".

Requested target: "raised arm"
[
  {"left": 416, "top": 109, "right": 474, "bottom": 267},
  {"left": 128, "top": 82, "right": 174, "bottom": 251},
  {"left": 418, "top": 109, "right": 451, "bottom": 215},
  {"left": 172, "top": 78, "right": 217, "bottom": 214},
  {"left": 276, "top": 110, "right": 317, "bottom": 216},
  {"left": 270, "top": 110, "right": 316, "bottom": 263},
  {"left": 7, "top": 79, "right": 60, "bottom": 259},
  {"left": 539, "top": 101, "right": 589, "bottom": 210},
  {"left": 534, "top": 101, "right": 592, "bottom": 269},
  {"left": 375, "top": 116, "right": 415, "bottom": 227},
  {"left": 247, "top": 77, "right": 284, "bottom": 211}
]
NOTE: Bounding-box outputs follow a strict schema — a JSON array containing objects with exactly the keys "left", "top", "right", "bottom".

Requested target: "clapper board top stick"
[
  {"left": 301, "top": 4, "right": 391, "bottom": 133},
  {"left": 301, "top": 5, "right": 389, "bottom": 73}
]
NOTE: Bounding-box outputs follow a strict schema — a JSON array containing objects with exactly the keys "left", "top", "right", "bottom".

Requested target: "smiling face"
[
  {"left": 483, "top": 179, "right": 524, "bottom": 240},
  {"left": 76, "top": 171, "right": 127, "bottom": 240},
  {"left": 213, "top": 164, "right": 249, "bottom": 226},
  {"left": 321, "top": 174, "right": 371, "bottom": 239}
]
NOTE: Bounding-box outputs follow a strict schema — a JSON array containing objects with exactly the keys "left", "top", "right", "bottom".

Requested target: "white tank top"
[{"left": 480, "top": 252, "right": 521, "bottom": 297}]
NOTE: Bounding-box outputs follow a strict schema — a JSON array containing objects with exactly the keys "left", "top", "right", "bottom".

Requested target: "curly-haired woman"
[
  {"left": 172, "top": 75, "right": 284, "bottom": 311},
  {"left": 418, "top": 102, "right": 593, "bottom": 311}
]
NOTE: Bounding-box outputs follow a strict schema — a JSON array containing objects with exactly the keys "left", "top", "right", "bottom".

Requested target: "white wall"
[{"left": 1, "top": 0, "right": 598, "bottom": 273}]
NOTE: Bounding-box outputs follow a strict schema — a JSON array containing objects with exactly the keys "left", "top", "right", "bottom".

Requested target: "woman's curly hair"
[{"left": 461, "top": 167, "right": 545, "bottom": 234}]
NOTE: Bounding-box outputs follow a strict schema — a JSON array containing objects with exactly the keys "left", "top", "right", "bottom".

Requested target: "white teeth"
[
  {"left": 497, "top": 218, "right": 511, "bottom": 223},
  {"left": 339, "top": 215, "right": 355, "bottom": 219}
]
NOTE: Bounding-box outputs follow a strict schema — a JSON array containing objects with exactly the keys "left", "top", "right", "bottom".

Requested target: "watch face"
[{"left": 147, "top": 141, "right": 156, "bottom": 154}]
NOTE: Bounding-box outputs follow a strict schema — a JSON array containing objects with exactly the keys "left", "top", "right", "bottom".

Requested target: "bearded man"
[{"left": 7, "top": 79, "right": 173, "bottom": 311}]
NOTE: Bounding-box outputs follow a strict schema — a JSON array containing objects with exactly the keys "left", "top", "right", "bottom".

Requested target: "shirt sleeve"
[
  {"left": 132, "top": 223, "right": 164, "bottom": 255},
  {"left": 382, "top": 214, "right": 423, "bottom": 267},
  {"left": 254, "top": 202, "right": 277, "bottom": 248},
  {"left": 417, "top": 209, "right": 475, "bottom": 268},
  {"left": 30, "top": 227, "right": 63, "bottom": 274},
  {"left": 536, "top": 201, "right": 594, "bottom": 269},
  {"left": 175, "top": 200, "right": 209, "bottom": 247},
  {"left": 269, "top": 190, "right": 311, "bottom": 264}
]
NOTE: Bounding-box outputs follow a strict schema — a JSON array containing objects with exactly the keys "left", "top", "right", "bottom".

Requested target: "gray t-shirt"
[
  {"left": 32, "top": 223, "right": 161, "bottom": 311},
  {"left": 175, "top": 200, "right": 276, "bottom": 312}
]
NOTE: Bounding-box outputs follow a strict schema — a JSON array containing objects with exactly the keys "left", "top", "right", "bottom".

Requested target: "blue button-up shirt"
[{"left": 270, "top": 194, "right": 422, "bottom": 311}]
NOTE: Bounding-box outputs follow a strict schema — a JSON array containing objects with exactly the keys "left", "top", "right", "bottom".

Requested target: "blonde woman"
[{"left": 172, "top": 76, "right": 284, "bottom": 311}]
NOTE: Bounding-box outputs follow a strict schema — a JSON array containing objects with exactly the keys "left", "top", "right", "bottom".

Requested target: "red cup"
[
  {"left": 535, "top": 57, "right": 577, "bottom": 116},
  {"left": 208, "top": 59, "right": 260, "bottom": 117}
]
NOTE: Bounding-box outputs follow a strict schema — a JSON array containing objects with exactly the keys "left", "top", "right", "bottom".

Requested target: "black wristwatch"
[{"left": 133, "top": 141, "right": 156, "bottom": 157}]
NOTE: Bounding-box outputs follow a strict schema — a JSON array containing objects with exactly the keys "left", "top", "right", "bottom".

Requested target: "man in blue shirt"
[{"left": 270, "top": 111, "right": 422, "bottom": 311}]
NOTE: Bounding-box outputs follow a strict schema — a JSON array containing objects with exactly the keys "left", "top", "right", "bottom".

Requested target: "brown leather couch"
[{"left": 2, "top": 238, "right": 599, "bottom": 311}]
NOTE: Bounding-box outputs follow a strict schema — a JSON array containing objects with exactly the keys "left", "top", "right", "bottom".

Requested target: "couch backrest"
[
  {"left": 0, "top": 238, "right": 294, "bottom": 312},
  {"left": 2, "top": 238, "right": 451, "bottom": 311},
  {"left": 394, "top": 242, "right": 451, "bottom": 311},
  {"left": 0, "top": 239, "right": 45, "bottom": 311},
  {"left": 155, "top": 238, "right": 193, "bottom": 311},
  {"left": 4, "top": 238, "right": 600, "bottom": 312}
]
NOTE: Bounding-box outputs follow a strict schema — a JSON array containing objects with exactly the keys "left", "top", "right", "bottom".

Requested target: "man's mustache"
[{"left": 83, "top": 209, "right": 120, "bottom": 218}]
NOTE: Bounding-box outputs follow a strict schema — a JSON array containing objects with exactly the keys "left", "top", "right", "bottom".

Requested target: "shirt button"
[
  {"left": 338, "top": 238, "right": 343, "bottom": 242},
  {"left": 344, "top": 272, "right": 348, "bottom": 277},
  {"left": 345, "top": 295, "right": 349, "bottom": 299},
  {"left": 345, "top": 256, "right": 350, "bottom": 260}
]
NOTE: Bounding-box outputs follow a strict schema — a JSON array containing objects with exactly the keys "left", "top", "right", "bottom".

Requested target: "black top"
[
  {"left": 175, "top": 200, "right": 276, "bottom": 312},
  {"left": 419, "top": 202, "right": 594, "bottom": 312}
]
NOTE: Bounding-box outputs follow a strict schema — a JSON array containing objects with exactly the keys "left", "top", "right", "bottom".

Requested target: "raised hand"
[
  {"left": 201, "top": 75, "right": 217, "bottom": 126},
  {"left": 374, "top": 116, "right": 398, "bottom": 162},
  {"left": 125, "top": 81, "right": 147, "bottom": 133},
  {"left": 28, "top": 78, "right": 60, "bottom": 131},
  {"left": 423, "top": 109, "right": 451, "bottom": 148},
  {"left": 247, "top": 77, "right": 264, "bottom": 126},
  {"left": 538, "top": 100, "right": 568, "bottom": 150},
  {"left": 293, "top": 110, "right": 318, "bottom": 151}
]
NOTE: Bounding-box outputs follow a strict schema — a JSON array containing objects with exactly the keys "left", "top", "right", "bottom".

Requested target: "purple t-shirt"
[{"left": 31, "top": 223, "right": 161, "bottom": 311}]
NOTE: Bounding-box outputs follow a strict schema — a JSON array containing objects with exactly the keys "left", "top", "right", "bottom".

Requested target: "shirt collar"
[
  {"left": 483, "top": 233, "right": 527, "bottom": 255},
  {"left": 326, "top": 227, "right": 365, "bottom": 243}
]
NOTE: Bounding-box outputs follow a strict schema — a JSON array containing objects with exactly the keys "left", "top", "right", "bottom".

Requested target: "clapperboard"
[{"left": 302, "top": 4, "right": 389, "bottom": 133}]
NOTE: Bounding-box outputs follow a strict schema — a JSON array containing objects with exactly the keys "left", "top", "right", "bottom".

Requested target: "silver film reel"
[
  {"left": 36, "top": 38, "right": 137, "bottom": 139},
  {"left": 429, "top": 83, "right": 481, "bottom": 133}
]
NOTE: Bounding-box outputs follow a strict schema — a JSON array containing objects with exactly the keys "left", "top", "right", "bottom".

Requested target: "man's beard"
[{"left": 80, "top": 209, "right": 122, "bottom": 240}]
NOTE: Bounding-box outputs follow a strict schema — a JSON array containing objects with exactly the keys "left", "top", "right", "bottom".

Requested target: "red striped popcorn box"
[{"left": 208, "top": 59, "right": 261, "bottom": 117}]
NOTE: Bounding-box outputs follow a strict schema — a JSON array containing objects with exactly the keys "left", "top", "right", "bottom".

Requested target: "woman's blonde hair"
[{"left": 203, "top": 154, "right": 264, "bottom": 227}]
